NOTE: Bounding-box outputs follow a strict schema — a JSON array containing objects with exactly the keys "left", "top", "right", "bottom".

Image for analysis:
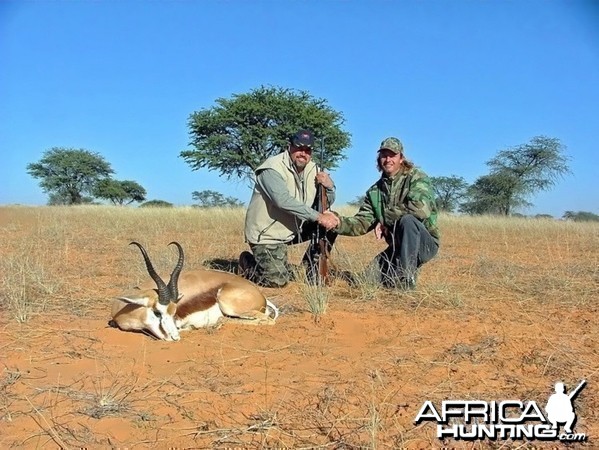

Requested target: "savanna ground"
[{"left": 0, "top": 205, "right": 597, "bottom": 449}]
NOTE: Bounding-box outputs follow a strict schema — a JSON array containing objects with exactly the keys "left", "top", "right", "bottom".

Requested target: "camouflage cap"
[{"left": 378, "top": 137, "right": 404, "bottom": 154}]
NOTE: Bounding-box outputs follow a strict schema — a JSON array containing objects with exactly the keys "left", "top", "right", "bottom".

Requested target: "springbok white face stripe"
[
  {"left": 160, "top": 314, "right": 180, "bottom": 341},
  {"left": 153, "top": 302, "right": 180, "bottom": 340},
  {"left": 155, "top": 303, "right": 169, "bottom": 315}
]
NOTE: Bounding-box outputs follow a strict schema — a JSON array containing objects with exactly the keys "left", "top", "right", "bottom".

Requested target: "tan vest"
[{"left": 245, "top": 151, "right": 318, "bottom": 245}]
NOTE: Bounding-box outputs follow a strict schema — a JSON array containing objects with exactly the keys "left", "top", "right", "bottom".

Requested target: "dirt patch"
[{"left": 0, "top": 207, "right": 597, "bottom": 448}]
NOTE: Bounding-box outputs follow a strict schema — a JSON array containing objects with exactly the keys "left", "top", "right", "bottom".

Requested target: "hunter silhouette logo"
[
  {"left": 414, "top": 379, "right": 588, "bottom": 442},
  {"left": 545, "top": 380, "right": 586, "bottom": 435}
]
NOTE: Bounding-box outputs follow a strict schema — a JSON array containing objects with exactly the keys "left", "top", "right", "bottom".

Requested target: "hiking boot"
[{"left": 237, "top": 251, "right": 256, "bottom": 279}]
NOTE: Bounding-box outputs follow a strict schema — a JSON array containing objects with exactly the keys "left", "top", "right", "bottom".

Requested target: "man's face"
[
  {"left": 378, "top": 149, "right": 404, "bottom": 177},
  {"left": 289, "top": 145, "right": 313, "bottom": 171}
]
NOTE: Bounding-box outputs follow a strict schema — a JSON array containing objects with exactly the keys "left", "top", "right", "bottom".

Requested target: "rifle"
[
  {"left": 568, "top": 379, "right": 587, "bottom": 400},
  {"left": 310, "top": 137, "right": 331, "bottom": 285}
]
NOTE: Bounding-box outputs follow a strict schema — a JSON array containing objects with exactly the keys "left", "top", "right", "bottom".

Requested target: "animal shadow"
[{"left": 203, "top": 258, "right": 239, "bottom": 274}]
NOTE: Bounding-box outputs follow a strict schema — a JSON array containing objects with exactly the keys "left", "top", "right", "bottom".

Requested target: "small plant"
[
  {"left": 0, "top": 367, "right": 21, "bottom": 422},
  {"left": 290, "top": 265, "right": 330, "bottom": 321},
  {"left": 80, "top": 371, "right": 139, "bottom": 419},
  {"left": 294, "top": 266, "right": 330, "bottom": 319},
  {"left": 347, "top": 262, "right": 383, "bottom": 302},
  {"left": 301, "top": 283, "right": 330, "bottom": 319}
]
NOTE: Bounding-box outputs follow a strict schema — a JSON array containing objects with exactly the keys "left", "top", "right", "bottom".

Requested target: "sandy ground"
[{"left": 0, "top": 207, "right": 597, "bottom": 449}]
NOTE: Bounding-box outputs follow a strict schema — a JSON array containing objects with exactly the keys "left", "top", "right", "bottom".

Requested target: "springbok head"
[{"left": 119, "top": 241, "right": 185, "bottom": 341}]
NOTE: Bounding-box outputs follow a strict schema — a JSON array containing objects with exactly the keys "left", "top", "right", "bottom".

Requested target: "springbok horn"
[
  {"left": 129, "top": 242, "right": 170, "bottom": 305},
  {"left": 167, "top": 241, "right": 184, "bottom": 303}
]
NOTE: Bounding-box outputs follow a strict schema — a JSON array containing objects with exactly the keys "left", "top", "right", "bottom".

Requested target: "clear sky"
[{"left": 2, "top": 0, "right": 598, "bottom": 217}]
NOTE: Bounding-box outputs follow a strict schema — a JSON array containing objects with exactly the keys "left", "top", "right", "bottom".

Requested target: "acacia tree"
[
  {"left": 27, "top": 147, "right": 114, "bottom": 205},
  {"left": 192, "top": 190, "right": 243, "bottom": 207},
  {"left": 462, "top": 136, "right": 570, "bottom": 215},
  {"left": 460, "top": 173, "right": 532, "bottom": 215},
  {"left": 94, "top": 179, "right": 147, "bottom": 205},
  {"left": 180, "top": 86, "right": 351, "bottom": 182},
  {"left": 430, "top": 175, "right": 468, "bottom": 212}
]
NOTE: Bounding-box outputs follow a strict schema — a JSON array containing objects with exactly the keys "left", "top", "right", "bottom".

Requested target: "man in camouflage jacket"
[{"left": 334, "top": 137, "right": 439, "bottom": 289}]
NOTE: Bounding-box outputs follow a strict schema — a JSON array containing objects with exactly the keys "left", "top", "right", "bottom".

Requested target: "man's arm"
[
  {"left": 334, "top": 195, "right": 377, "bottom": 236},
  {"left": 256, "top": 168, "right": 319, "bottom": 221},
  {"left": 405, "top": 171, "right": 436, "bottom": 220}
]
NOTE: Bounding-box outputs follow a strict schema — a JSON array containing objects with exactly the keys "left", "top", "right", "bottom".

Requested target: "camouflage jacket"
[{"left": 336, "top": 167, "right": 440, "bottom": 243}]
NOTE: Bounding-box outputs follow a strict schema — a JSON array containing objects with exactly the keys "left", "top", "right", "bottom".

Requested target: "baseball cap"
[
  {"left": 290, "top": 129, "right": 315, "bottom": 148},
  {"left": 378, "top": 137, "right": 404, "bottom": 154}
]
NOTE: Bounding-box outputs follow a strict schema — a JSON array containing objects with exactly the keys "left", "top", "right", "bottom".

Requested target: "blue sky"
[{"left": 2, "top": 0, "right": 598, "bottom": 217}]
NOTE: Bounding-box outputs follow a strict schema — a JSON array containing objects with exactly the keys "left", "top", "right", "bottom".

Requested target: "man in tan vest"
[{"left": 239, "top": 129, "right": 339, "bottom": 287}]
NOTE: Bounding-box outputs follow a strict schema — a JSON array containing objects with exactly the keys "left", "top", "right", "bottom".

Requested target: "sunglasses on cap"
[{"left": 291, "top": 145, "right": 313, "bottom": 152}]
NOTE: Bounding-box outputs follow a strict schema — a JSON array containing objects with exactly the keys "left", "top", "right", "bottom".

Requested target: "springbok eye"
[{"left": 153, "top": 310, "right": 163, "bottom": 318}]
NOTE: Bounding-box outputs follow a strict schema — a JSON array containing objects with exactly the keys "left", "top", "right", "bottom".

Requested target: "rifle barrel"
[{"left": 568, "top": 379, "right": 587, "bottom": 400}]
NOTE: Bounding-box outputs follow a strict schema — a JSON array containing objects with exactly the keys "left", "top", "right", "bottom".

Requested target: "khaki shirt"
[{"left": 245, "top": 151, "right": 322, "bottom": 245}]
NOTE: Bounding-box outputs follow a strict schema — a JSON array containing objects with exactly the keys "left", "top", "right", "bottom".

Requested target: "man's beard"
[{"left": 293, "top": 160, "right": 307, "bottom": 171}]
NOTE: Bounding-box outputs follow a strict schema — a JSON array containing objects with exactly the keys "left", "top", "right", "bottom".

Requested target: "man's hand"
[
  {"left": 317, "top": 211, "right": 340, "bottom": 230},
  {"left": 316, "top": 172, "right": 334, "bottom": 189},
  {"left": 374, "top": 222, "right": 388, "bottom": 240}
]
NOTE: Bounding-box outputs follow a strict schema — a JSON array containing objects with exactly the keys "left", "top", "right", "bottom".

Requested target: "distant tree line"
[
  {"left": 428, "top": 136, "right": 574, "bottom": 217},
  {"left": 26, "top": 85, "right": 594, "bottom": 219},
  {"left": 191, "top": 190, "right": 243, "bottom": 208},
  {"left": 26, "top": 148, "right": 146, "bottom": 206},
  {"left": 562, "top": 211, "right": 599, "bottom": 222},
  {"left": 347, "top": 135, "right": 581, "bottom": 219},
  {"left": 26, "top": 148, "right": 245, "bottom": 207}
]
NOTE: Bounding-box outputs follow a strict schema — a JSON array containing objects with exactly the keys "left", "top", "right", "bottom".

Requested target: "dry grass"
[
  {"left": 0, "top": 205, "right": 597, "bottom": 449},
  {"left": 298, "top": 281, "right": 331, "bottom": 319},
  {"left": 2, "top": 205, "right": 596, "bottom": 317}
]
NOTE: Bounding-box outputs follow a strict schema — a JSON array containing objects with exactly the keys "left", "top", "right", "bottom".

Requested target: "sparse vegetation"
[{"left": 0, "top": 206, "right": 597, "bottom": 448}]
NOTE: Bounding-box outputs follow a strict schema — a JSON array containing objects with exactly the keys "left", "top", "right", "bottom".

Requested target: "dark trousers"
[
  {"left": 293, "top": 220, "right": 337, "bottom": 264},
  {"left": 376, "top": 214, "right": 438, "bottom": 286},
  {"left": 295, "top": 221, "right": 337, "bottom": 284}
]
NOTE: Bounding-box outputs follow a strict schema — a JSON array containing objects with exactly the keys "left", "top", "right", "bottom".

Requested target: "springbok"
[{"left": 110, "top": 241, "right": 279, "bottom": 341}]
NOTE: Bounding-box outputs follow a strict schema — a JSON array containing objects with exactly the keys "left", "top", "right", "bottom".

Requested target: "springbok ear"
[{"left": 117, "top": 292, "right": 155, "bottom": 307}]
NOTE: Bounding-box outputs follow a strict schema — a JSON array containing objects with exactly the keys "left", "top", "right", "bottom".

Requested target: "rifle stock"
[
  {"left": 317, "top": 183, "right": 330, "bottom": 285},
  {"left": 312, "top": 137, "right": 331, "bottom": 285}
]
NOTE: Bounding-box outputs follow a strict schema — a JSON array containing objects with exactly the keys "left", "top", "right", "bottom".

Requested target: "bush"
[{"left": 139, "top": 199, "right": 174, "bottom": 208}]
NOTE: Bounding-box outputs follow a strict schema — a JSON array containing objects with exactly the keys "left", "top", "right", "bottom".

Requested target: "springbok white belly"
[{"left": 176, "top": 302, "right": 224, "bottom": 330}]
